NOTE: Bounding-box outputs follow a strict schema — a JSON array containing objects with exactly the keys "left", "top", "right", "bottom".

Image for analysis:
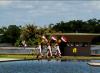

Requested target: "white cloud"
[
  {"left": 27, "top": 1, "right": 71, "bottom": 17},
  {"left": 81, "top": 1, "right": 100, "bottom": 10},
  {"left": 90, "top": 1, "right": 100, "bottom": 9},
  {"left": 0, "top": 1, "right": 100, "bottom": 26},
  {"left": 14, "top": 4, "right": 33, "bottom": 9},
  {"left": 0, "top": 1, "right": 12, "bottom": 6}
]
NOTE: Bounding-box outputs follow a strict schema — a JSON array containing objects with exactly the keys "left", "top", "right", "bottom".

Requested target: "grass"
[
  {"left": 0, "top": 54, "right": 100, "bottom": 60},
  {"left": 0, "top": 54, "right": 36, "bottom": 60},
  {"left": 61, "top": 56, "right": 100, "bottom": 60}
]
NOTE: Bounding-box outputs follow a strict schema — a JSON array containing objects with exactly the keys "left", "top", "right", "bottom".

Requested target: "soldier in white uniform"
[
  {"left": 55, "top": 44, "right": 61, "bottom": 57},
  {"left": 46, "top": 43, "right": 52, "bottom": 58},
  {"left": 36, "top": 44, "right": 43, "bottom": 58}
]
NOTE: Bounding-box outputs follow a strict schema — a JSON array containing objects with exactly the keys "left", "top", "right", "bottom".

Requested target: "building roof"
[
  {"left": 46, "top": 33, "right": 100, "bottom": 42},
  {"left": 46, "top": 33, "right": 100, "bottom": 36}
]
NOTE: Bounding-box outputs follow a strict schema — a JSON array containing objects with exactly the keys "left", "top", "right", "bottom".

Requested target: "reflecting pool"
[{"left": 0, "top": 60, "right": 99, "bottom": 73}]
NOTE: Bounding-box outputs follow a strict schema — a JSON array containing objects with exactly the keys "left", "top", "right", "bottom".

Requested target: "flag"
[
  {"left": 61, "top": 36, "right": 68, "bottom": 42},
  {"left": 51, "top": 35, "right": 57, "bottom": 41}
]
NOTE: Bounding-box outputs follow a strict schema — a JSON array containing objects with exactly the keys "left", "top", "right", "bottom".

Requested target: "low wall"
[
  {"left": 0, "top": 47, "right": 37, "bottom": 54},
  {"left": 0, "top": 49, "right": 37, "bottom": 54},
  {"left": 0, "top": 47, "right": 35, "bottom": 49},
  {"left": 0, "top": 47, "right": 50, "bottom": 54},
  {"left": 0, "top": 47, "right": 56, "bottom": 54}
]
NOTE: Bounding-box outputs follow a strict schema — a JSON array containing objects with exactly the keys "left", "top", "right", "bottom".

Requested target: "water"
[{"left": 0, "top": 60, "right": 99, "bottom": 73}]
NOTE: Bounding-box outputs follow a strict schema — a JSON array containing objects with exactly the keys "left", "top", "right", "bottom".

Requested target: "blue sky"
[{"left": 0, "top": 0, "right": 100, "bottom": 27}]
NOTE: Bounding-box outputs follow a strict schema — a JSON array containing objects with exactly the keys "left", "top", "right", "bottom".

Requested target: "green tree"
[
  {"left": 20, "top": 24, "right": 40, "bottom": 46},
  {"left": 2, "top": 25, "right": 20, "bottom": 45},
  {"left": 52, "top": 18, "right": 100, "bottom": 33}
]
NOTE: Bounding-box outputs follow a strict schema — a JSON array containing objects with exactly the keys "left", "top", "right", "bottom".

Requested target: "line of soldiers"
[
  {"left": 36, "top": 42, "right": 61, "bottom": 59},
  {"left": 36, "top": 35, "right": 68, "bottom": 59}
]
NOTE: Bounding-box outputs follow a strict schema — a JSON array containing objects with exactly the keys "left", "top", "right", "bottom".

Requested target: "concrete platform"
[
  {"left": 88, "top": 62, "right": 100, "bottom": 67},
  {"left": 0, "top": 58, "right": 21, "bottom": 62}
]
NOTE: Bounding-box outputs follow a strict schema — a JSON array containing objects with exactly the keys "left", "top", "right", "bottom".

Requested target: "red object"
[
  {"left": 61, "top": 36, "right": 68, "bottom": 42},
  {"left": 51, "top": 35, "right": 57, "bottom": 41}
]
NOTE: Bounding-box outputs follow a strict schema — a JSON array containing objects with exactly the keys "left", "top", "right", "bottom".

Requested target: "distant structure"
[
  {"left": 46, "top": 33, "right": 100, "bottom": 56},
  {"left": 91, "top": 45, "right": 100, "bottom": 56}
]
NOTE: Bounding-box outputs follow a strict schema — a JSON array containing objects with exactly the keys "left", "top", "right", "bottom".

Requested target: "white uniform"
[
  {"left": 38, "top": 45, "right": 42, "bottom": 53},
  {"left": 47, "top": 45, "right": 52, "bottom": 56},
  {"left": 36, "top": 45, "right": 43, "bottom": 58},
  {"left": 56, "top": 45, "right": 61, "bottom": 55}
]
